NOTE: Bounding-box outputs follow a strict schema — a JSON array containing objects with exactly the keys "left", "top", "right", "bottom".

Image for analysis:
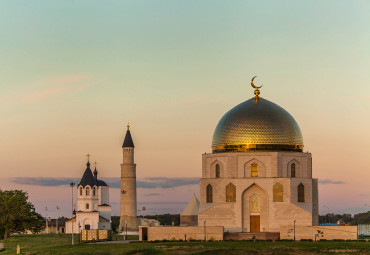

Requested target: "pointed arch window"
[
  {"left": 251, "top": 163, "right": 258, "bottom": 177},
  {"left": 93, "top": 187, "right": 96, "bottom": 196},
  {"left": 86, "top": 187, "right": 90, "bottom": 196},
  {"left": 79, "top": 187, "right": 83, "bottom": 196},
  {"left": 298, "top": 183, "right": 305, "bottom": 202},
  {"left": 291, "top": 163, "right": 296, "bottom": 177},
  {"left": 206, "top": 184, "right": 213, "bottom": 203},
  {"left": 86, "top": 203, "right": 89, "bottom": 209},
  {"left": 215, "top": 164, "right": 220, "bottom": 178},
  {"left": 226, "top": 183, "right": 236, "bottom": 202},
  {"left": 273, "top": 183, "right": 283, "bottom": 202}
]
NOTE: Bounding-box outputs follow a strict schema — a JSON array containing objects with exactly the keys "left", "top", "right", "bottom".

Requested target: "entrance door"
[
  {"left": 250, "top": 216, "right": 260, "bottom": 232},
  {"left": 85, "top": 224, "right": 90, "bottom": 230},
  {"left": 142, "top": 227, "right": 148, "bottom": 241}
]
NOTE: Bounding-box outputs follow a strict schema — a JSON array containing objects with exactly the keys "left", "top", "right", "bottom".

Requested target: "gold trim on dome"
[{"left": 212, "top": 144, "right": 303, "bottom": 153}]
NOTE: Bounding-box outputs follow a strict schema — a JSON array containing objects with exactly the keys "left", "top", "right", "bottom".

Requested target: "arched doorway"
[{"left": 242, "top": 184, "right": 268, "bottom": 232}]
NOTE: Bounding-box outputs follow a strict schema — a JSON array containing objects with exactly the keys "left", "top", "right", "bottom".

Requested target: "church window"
[
  {"left": 251, "top": 163, "right": 258, "bottom": 177},
  {"left": 206, "top": 184, "right": 213, "bottom": 203},
  {"left": 79, "top": 187, "right": 83, "bottom": 196},
  {"left": 93, "top": 187, "right": 96, "bottom": 196},
  {"left": 273, "top": 183, "right": 283, "bottom": 202},
  {"left": 86, "top": 187, "right": 90, "bottom": 196},
  {"left": 215, "top": 164, "right": 220, "bottom": 178},
  {"left": 298, "top": 183, "right": 305, "bottom": 202},
  {"left": 291, "top": 163, "right": 296, "bottom": 177},
  {"left": 249, "top": 194, "right": 260, "bottom": 213},
  {"left": 226, "top": 183, "right": 236, "bottom": 202},
  {"left": 86, "top": 203, "right": 89, "bottom": 209}
]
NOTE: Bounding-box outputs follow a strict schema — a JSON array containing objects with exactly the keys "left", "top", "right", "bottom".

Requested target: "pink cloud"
[{"left": 0, "top": 75, "right": 92, "bottom": 105}]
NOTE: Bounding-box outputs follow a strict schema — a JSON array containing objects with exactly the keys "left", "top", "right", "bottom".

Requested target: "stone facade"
[
  {"left": 198, "top": 151, "right": 318, "bottom": 232},
  {"left": 280, "top": 225, "right": 358, "bottom": 240}
]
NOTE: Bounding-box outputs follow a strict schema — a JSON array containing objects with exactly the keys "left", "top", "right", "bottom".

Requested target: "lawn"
[{"left": 0, "top": 234, "right": 369, "bottom": 255}]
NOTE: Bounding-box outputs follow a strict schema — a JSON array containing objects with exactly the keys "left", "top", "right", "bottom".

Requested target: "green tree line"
[{"left": 0, "top": 190, "right": 44, "bottom": 241}]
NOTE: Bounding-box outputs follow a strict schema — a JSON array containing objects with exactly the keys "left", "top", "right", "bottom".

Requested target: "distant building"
[
  {"left": 180, "top": 195, "right": 200, "bottom": 226},
  {"left": 65, "top": 161, "right": 111, "bottom": 233},
  {"left": 43, "top": 218, "right": 66, "bottom": 234}
]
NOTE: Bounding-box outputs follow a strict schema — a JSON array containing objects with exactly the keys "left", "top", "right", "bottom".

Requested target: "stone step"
[{"left": 224, "top": 232, "right": 280, "bottom": 241}]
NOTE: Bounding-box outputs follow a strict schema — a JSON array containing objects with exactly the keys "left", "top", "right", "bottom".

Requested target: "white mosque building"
[{"left": 65, "top": 161, "right": 111, "bottom": 233}]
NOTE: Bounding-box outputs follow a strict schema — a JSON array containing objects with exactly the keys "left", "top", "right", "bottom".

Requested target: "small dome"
[{"left": 212, "top": 97, "right": 303, "bottom": 153}]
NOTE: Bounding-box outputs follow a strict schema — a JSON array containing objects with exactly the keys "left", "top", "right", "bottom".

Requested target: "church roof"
[
  {"left": 122, "top": 129, "right": 134, "bottom": 148},
  {"left": 181, "top": 195, "right": 200, "bottom": 216},
  {"left": 78, "top": 161, "right": 98, "bottom": 187},
  {"left": 97, "top": 180, "right": 108, "bottom": 186}
]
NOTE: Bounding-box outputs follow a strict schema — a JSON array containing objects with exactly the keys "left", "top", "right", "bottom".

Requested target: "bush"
[{"left": 300, "top": 239, "right": 313, "bottom": 242}]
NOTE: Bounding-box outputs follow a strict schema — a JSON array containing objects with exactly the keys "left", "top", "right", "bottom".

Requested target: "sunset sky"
[{"left": 1, "top": 1, "right": 369, "bottom": 218}]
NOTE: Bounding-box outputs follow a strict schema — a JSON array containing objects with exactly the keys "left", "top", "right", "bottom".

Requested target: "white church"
[{"left": 65, "top": 161, "right": 111, "bottom": 233}]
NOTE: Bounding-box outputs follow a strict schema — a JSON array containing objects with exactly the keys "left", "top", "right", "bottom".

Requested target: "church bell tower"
[{"left": 119, "top": 124, "right": 138, "bottom": 232}]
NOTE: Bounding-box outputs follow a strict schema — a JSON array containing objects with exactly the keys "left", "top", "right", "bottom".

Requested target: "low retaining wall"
[
  {"left": 280, "top": 225, "right": 358, "bottom": 240},
  {"left": 139, "top": 226, "right": 224, "bottom": 241}
]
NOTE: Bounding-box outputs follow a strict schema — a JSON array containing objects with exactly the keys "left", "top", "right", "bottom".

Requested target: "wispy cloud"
[
  {"left": 319, "top": 179, "right": 345, "bottom": 185},
  {"left": 10, "top": 177, "right": 200, "bottom": 189},
  {"left": 143, "top": 193, "right": 160, "bottom": 197},
  {"left": 0, "top": 75, "right": 92, "bottom": 105}
]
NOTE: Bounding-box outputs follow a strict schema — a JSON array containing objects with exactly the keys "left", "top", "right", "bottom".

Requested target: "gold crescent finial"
[{"left": 251, "top": 76, "right": 263, "bottom": 102}]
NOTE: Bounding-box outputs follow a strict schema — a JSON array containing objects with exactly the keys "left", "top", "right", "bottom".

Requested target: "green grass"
[{"left": 0, "top": 234, "right": 369, "bottom": 255}]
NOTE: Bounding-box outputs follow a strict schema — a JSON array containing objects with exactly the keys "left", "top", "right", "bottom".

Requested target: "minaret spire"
[{"left": 122, "top": 123, "right": 134, "bottom": 148}]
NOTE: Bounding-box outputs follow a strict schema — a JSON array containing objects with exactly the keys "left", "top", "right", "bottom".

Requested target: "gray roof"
[{"left": 181, "top": 195, "right": 200, "bottom": 216}]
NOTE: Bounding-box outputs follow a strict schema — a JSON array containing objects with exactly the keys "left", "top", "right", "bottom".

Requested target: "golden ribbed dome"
[{"left": 212, "top": 97, "right": 303, "bottom": 153}]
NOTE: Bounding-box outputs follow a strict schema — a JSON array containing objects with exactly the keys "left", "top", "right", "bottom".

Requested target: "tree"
[{"left": 0, "top": 190, "right": 44, "bottom": 241}]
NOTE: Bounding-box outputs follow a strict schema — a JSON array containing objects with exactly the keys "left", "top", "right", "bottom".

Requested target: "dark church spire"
[
  {"left": 122, "top": 123, "right": 135, "bottom": 148},
  {"left": 93, "top": 161, "right": 98, "bottom": 181}
]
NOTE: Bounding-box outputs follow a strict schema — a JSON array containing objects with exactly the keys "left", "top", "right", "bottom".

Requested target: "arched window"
[
  {"left": 226, "top": 183, "right": 236, "bottom": 202},
  {"left": 86, "top": 187, "right": 90, "bottom": 196},
  {"left": 206, "top": 184, "right": 213, "bottom": 203},
  {"left": 251, "top": 163, "right": 258, "bottom": 177},
  {"left": 93, "top": 187, "right": 96, "bottom": 196},
  {"left": 86, "top": 203, "right": 89, "bottom": 209},
  {"left": 273, "top": 183, "right": 283, "bottom": 202},
  {"left": 215, "top": 164, "right": 220, "bottom": 178},
  {"left": 249, "top": 194, "right": 260, "bottom": 213},
  {"left": 79, "top": 187, "right": 83, "bottom": 196},
  {"left": 298, "top": 183, "right": 305, "bottom": 202},
  {"left": 291, "top": 163, "right": 296, "bottom": 177}
]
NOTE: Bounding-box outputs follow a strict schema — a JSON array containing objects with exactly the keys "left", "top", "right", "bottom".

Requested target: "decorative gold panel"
[
  {"left": 251, "top": 163, "right": 258, "bottom": 177},
  {"left": 249, "top": 194, "right": 260, "bottom": 213},
  {"left": 273, "top": 183, "right": 283, "bottom": 202},
  {"left": 226, "top": 183, "right": 236, "bottom": 202},
  {"left": 212, "top": 97, "right": 304, "bottom": 153}
]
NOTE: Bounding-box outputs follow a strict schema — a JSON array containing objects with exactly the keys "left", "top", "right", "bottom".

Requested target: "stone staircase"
[{"left": 224, "top": 232, "right": 280, "bottom": 241}]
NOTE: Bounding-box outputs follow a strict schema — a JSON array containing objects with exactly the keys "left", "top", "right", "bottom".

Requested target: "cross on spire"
[
  {"left": 86, "top": 153, "right": 91, "bottom": 162},
  {"left": 94, "top": 161, "right": 98, "bottom": 168}
]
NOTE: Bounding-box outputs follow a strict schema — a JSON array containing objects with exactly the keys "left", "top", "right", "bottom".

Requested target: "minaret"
[{"left": 119, "top": 124, "right": 138, "bottom": 232}]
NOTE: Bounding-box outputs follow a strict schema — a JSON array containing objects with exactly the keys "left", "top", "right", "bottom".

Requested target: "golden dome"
[{"left": 212, "top": 97, "right": 303, "bottom": 153}]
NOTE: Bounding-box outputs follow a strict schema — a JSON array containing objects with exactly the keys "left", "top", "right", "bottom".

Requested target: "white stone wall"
[
  {"left": 77, "top": 185, "right": 99, "bottom": 212},
  {"left": 199, "top": 151, "right": 317, "bottom": 232}
]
